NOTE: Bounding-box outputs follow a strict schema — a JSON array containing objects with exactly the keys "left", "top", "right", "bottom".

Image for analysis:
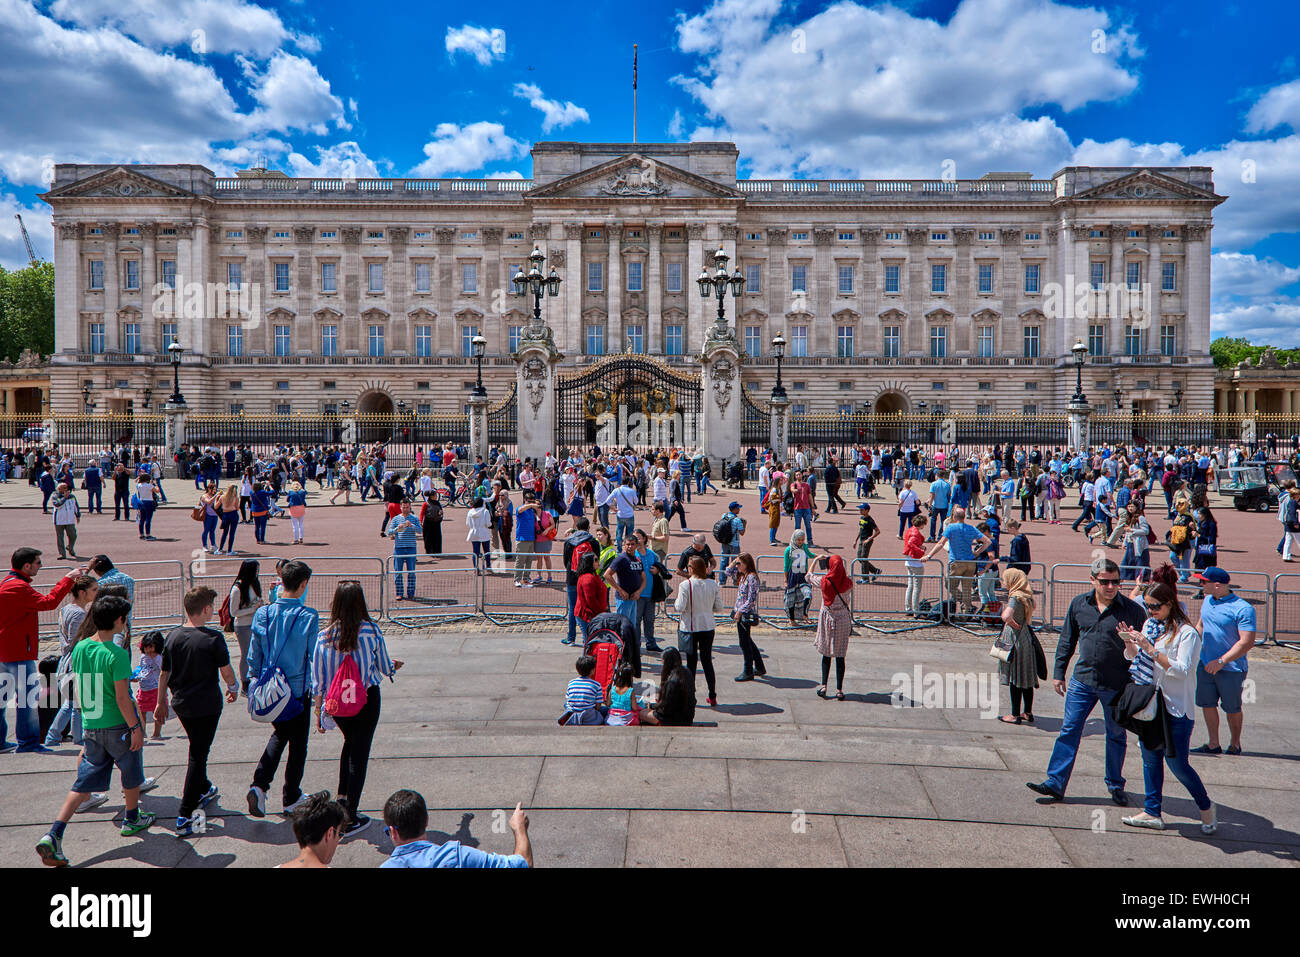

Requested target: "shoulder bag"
[
  {"left": 677, "top": 580, "right": 695, "bottom": 656},
  {"left": 247, "top": 606, "right": 308, "bottom": 724}
]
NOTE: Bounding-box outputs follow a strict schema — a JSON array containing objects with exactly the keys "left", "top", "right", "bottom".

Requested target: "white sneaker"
[
  {"left": 246, "top": 785, "right": 267, "bottom": 818},
  {"left": 138, "top": 777, "right": 158, "bottom": 794},
  {"left": 283, "top": 789, "right": 330, "bottom": 814},
  {"left": 1201, "top": 804, "right": 1218, "bottom": 835},
  {"left": 1121, "top": 813, "right": 1165, "bottom": 830},
  {"left": 76, "top": 793, "right": 109, "bottom": 813}
]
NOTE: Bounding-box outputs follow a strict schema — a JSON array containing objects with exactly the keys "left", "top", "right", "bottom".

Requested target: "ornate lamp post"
[
  {"left": 1169, "top": 386, "right": 1183, "bottom": 412},
  {"left": 1113, "top": 386, "right": 1123, "bottom": 411},
  {"left": 81, "top": 384, "right": 94, "bottom": 412},
  {"left": 697, "top": 245, "right": 745, "bottom": 339},
  {"left": 471, "top": 334, "right": 487, "bottom": 398},
  {"left": 1071, "top": 338, "right": 1088, "bottom": 405},
  {"left": 142, "top": 387, "right": 152, "bottom": 411},
  {"left": 512, "top": 246, "right": 562, "bottom": 334},
  {"left": 917, "top": 400, "right": 928, "bottom": 447},
  {"left": 771, "top": 332, "right": 787, "bottom": 401},
  {"left": 167, "top": 340, "right": 186, "bottom": 406},
  {"left": 1067, "top": 338, "right": 1092, "bottom": 452},
  {"left": 340, "top": 399, "right": 351, "bottom": 416}
]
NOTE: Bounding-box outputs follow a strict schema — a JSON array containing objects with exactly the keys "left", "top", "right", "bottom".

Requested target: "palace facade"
[{"left": 41, "top": 141, "right": 1224, "bottom": 418}]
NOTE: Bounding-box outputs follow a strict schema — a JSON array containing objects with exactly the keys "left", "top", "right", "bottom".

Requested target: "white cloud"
[
  {"left": 1245, "top": 78, "right": 1300, "bottom": 134},
  {"left": 512, "top": 83, "right": 588, "bottom": 133},
  {"left": 287, "top": 141, "right": 382, "bottom": 178},
  {"left": 667, "top": 109, "right": 685, "bottom": 139},
  {"left": 1212, "top": 252, "right": 1300, "bottom": 299},
  {"left": 1211, "top": 301, "right": 1300, "bottom": 346},
  {"left": 484, "top": 170, "right": 525, "bottom": 179},
  {"left": 48, "top": 0, "right": 306, "bottom": 58},
  {"left": 410, "top": 122, "right": 527, "bottom": 177},
  {"left": 242, "top": 51, "right": 346, "bottom": 136},
  {"left": 445, "top": 24, "right": 505, "bottom": 65},
  {"left": 673, "top": 0, "right": 1142, "bottom": 178},
  {"left": 0, "top": 192, "right": 53, "bottom": 268}
]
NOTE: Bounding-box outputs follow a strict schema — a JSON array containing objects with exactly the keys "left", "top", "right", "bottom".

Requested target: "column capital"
[
  {"left": 294, "top": 226, "right": 315, "bottom": 244},
  {"left": 246, "top": 225, "right": 268, "bottom": 243},
  {"left": 906, "top": 227, "right": 928, "bottom": 246},
  {"left": 138, "top": 222, "right": 156, "bottom": 240},
  {"left": 1070, "top": 225, "right": 1093, "bottom": 240},
  {"left": 434, "top": 226, "right": 456, "bottom": 244},
  {"left": 605, "top": 222, "right": 623, "bottom": 239},
  {"left": 101, "top": 223, "right": 121, "bottom": 240},
  {"left": 1107, "top": 223, "right": 1128, "bottom": 240},
  {"left": 766, "top": 226, "right": 788, "bottom": 245},
  {"left": 813, "top": 227, "right": 835, "bottom": 246},
  {"left": 953, "top": 228, "right": 975, "bottom": 246},
  {"left": 647, "top": 222, "right": 664, "bottom": 241},
  {"left": 999, "top": 228, "right": 1020, "bottom": 245},
  {"left": 860, "top": 227, "right": 882, "bottom": 244},
  {"left": 687, "top": 222, "right": 707, "bottom": 241},
  {"left": 389, "top": 226, "right": 410, "bottom": 244},
  {"left": 1183, "top": 224, "right": 1209, "bottom": 242},
  {"left": 1046, "top": 225, "right": 1060, "bottom": 242},
  {"left": 56, "top": 222, "right": 81, "bottom": 240},
  {"left": 342, "top": 227, "right": 363, "bottom": 245},
  {"left": 563, "top": 222, "right": 583, "bottom": 241},
  {"left": 721, "top": 223, "right": 739, "bottom": 241}
]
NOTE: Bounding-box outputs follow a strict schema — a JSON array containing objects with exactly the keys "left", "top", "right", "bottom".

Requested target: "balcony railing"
[
  {"left": 736, "top": 178, "right": 1056, "bottom": 197},
  {"left": 212, "top": 178, "right": 534, "bottom": 195}
]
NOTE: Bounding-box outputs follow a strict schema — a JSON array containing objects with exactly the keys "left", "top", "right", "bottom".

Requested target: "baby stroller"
[
  {"left": 726, "top": 460, "right": 745, "bottom": 488},
  {"left": 583, "top": 627, "right": 625, "bottom": 696}
]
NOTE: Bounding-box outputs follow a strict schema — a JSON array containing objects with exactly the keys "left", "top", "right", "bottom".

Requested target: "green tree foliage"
[
  {"left": 0, "top": 261, "right": 55, "bottom": 361},
  {"left": 1210, "top": 336, "right": 1300, "bottom": 369}
]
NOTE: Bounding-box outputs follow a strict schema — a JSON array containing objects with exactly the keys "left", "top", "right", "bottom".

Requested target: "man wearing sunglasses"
[{"left": 1028, "top": 557, "right": 1145, "bottom": 805}]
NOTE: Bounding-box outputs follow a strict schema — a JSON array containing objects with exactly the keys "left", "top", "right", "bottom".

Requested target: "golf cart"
[{"left": 1220, "top": 462, "right": 1297, "bottom": 512}]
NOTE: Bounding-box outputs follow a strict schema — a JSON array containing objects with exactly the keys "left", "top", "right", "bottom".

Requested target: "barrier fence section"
[
  {"left": 39, "top": 560, "right": 187, "bottom": 639},
  {"left": 1272, "top": 574, "right": 1300, "bottom": 649},
  {"left": 479, "top": 552, "right": 569, "bottom": 624},
  {"left": 1048, "top": 563, "right": 1274, "bottom": 643},
  {"left": 849, "top": 557, "right": 943, "bottom": 634},
  {"left": 943, "top": 561, "right": 1050, "bottom": 636},
  {"left": 384, "top": 559, "right": 480, "bottom": 628},
  {"left": 185, "top": 555, "right": 387, "bottom": 623}
]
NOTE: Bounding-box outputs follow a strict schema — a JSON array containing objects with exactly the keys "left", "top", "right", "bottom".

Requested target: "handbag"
[
  {"left": 989, "top": 627, "right": 1015, "bottom": 662},
  {"left": 677, "top": 580, "right": 695, "bottom": 656},
  {"left": 191, "top": 504, "right": 205, "bottom": 522},
  {"left": 247, "top": 606, "right": 308, "bottom": 724}
]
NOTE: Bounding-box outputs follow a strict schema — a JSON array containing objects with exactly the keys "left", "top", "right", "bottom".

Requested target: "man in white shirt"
[
  {"left": 612, "top": 478, "right": 637, "bottom": 548},
  {"left": 757, "top": 464, "right": 771, "bottom": 505},
  {"left": 652, "top": 469, "right": 669, "bottom": 507},
  {"left": 1072, "top": 474, "right": 1097, "bottom": 532},
  {"left": 795, "top": 447, "right": 808, "bottom": 471}
]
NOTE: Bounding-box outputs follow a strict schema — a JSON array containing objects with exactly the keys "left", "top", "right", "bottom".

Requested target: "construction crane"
[{"left": 15, "top": 213, "right": 38, "bottom": 265}]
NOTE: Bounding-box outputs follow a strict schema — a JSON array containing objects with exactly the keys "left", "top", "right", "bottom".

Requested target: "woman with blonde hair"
[
  {"left": 996, "top": 567, "right": 1044, "bottom": 724},
  {"left": 217, "top": 484, "right": 241, "bottom": 555},
  {"left": 765, "top": 474, "right": 784, "bottom": 546},
  {"left": 285, "top": 481, "right": 308, "bottom": 545}
]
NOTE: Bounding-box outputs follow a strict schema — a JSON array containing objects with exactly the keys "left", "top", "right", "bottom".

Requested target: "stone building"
[
  {"left": 40, "top": 141, "right": 1223, "bottom": 419},
  {"left": 1215, "top": 348, "right": 1300, "bottom": 414}
]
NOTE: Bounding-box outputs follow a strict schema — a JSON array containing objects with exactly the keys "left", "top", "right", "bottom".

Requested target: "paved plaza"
[{"left": 2, "top": 474, "right": 1298, "bottom": 867}]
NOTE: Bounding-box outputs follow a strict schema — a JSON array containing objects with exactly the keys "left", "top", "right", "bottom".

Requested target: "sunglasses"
[
  {"left": 1094, "top": 578, "right": 1121, "bottom": 586},
  {"left": 1144, "top": 602, "right": 1165, "bottom": 611}
]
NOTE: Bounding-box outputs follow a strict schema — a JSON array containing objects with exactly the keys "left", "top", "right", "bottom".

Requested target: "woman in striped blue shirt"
[{"left": 311, "top": 582, "right": 403, "bottom": 837}]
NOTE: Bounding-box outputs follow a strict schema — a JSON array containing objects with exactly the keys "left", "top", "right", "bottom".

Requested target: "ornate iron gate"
[
  {"left": 488, "top": 383, "right": 518, "bottom": 455},
  {"left": 741, "top": 387, "right": 770, "bottom": 446},
  {"left": 555, "top": 355, "right": 703, "bottom": 452}
]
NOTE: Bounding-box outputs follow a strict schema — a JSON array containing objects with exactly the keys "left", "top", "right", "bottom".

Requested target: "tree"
[
  {"left": 1210, "top": 336, "right": 1300, "bottom": 369},
  {"left": 0, "top": 261, "right": 55, "bottom": 361}
]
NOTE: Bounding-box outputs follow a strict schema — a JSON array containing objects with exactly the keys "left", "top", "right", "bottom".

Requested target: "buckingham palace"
[{"left": 40, "top": 140, "right": 1223, "bottom": 422}]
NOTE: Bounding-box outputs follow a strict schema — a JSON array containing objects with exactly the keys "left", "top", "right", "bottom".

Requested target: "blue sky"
[{"left": 3, "top": 0, "right": 1299, "bottom": 344}]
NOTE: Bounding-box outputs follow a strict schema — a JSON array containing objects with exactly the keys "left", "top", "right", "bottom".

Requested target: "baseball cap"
[
  {"left": 729, "top": 501, "right": 742, "bottom": 509},
  {"left": 858, "top": 503, "right": 871, "bottom": 510},
  {"left": 1193, "top": 567, "right": 1230, "bottom": 584}
]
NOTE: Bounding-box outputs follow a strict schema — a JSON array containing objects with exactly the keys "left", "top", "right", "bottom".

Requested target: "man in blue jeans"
[
  {"left": 561, "top": 518, "right": 598, "bottom": 646},
  {"left": 612, "top": 477, "right": 637, "bottom": 549},
  {"left": 387, "top": 501, "right": 422, "bottom": 600},
  {"left": 790, "top": 472, "right": 816, "bottom": 546},
  {"left": 1028, "top": 557, "right": 1145, "bottom": 805},
  {"left": 927, "top": 469, "right": 951, "bottom": 542}
]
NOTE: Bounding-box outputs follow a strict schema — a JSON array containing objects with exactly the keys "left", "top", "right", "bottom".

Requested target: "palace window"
[
  {"left": 792, "top": 232, "right": 809, "bottom": 241},
  {"left": 368, "top": 324, "right": 385, "bottom": 357},
  {"left": 627, "top": 324, "right": 644, "bottom": 354},
  {"left": 588, "top": 262, "right": 603, "bottom": 292},
  {"left": 586, "top": 324, "right": 605, "bottom": 356},
  {"left": 508, "top": 325, "right": 522, "bottom": 352},
  {"left": 273, "top": 231, "right": 290, "bottom": 240},
  {"left": 321, "top": 262, "right": 336, "bottom": 292},
  {"left": 1024, "top": 231, "right": 1041, "bottom": 240},
  {"left": 461, "top": 325, "right": 478, "bottom": 357},
  {"left": 160, "top": 323, "right": 177, "bottom": 352},
  {"left": 226, "top": 230, "right": 243, "bottom": 239},
  {"left": 977, "top": 326, "right": 994, "bottom": 357},
  {"left": 666, "top": 325, "right": 684, "bottom": 356},
  {"left": 274, "top": 262, "right": 289, "bottom": 292},
  {"left": 791, "top": 265, "right": 807, "bottom": 292},
  {"left": 790, "top": 325, "right": 808, "bottom": 357},
  {"left": 1089, "top": 325, "right": 1105, "bottom": 356},
  {"left": 1090, "top": 261, "right": 1106, "bottom": 290},
  {"left": 414, "top": 231, "right": 432, "bottom": 241},
  {"left": 368, "top": 230, "right": 385, "bottom": 240},
  {"left": 415, "top": 262, "right": 431, "bottom": 293},
  {"left": 978, "top": 264, "right": 994, "bottom": 293},
  {"left": 320, "top": 230, "right": 337, "bottom": 240},
  {"left": 1124, "top": 325, "right": 1144, "bottom": 356},
  {"left": 838, "top": 265, "right": 853, "bottom": 293},
  {"left": 884, "top": 231, "right": 901, "bottom": 241},
  {"left": 1160, "top": 325, "right": 1177, "bottom": 357},
  {"left": 744, "top": 326, "right": 761, "bottom": 356},
  {"left": 124, "top": 260, "right": 139, "bottom": 290},
  {"left": 227, "top": 325, "right": 243, "bottom": 356},
  {"left": 930, "top": 326, "right": 947, "bottom": 358},
  {"left": 459, "top": 231, "right": 476, "bottom": 240},
  {"left": 461, "top": 263, "right": 477, "bottom": 293},
  {"left": 1128, "top": 229, "right": 1142, "bottom": 238},
  {"left": 89, "top": 322, "right": 104, "bottom": 353},
  {"left": 746, "top": 232, "right": 762, "bottom": 241},
  {"left": 274, "top": 325, "right": 291, "bottom": 356},
  {"left": 883, "top": 325, "right": 900, "bottom": 358},
  {"left": 1089, "top": 229, "right": 1104, "bottom": 238},
  {"left": 745, "top": 264, "right": 761, "bottom": 293},
  {"left": 627, "top": 261, "right": 643, "bottom": 292},
  {"left": 1126, "top": 261, "right": 1142, "bottom": 290},
  {"left": 161, "top": 260, "right": 176, "bottom": 289},
  {"left": 884, "top": 264, "right": 900, "bottom": 293},
  {"left": 978, "top": 231, "right": 996, "bottom": 241},
  {"left": 666, "top": 262, "right": 682, "bottom": 293},
  {"left": 124, "top": 323, "right": 140, "bottom": 354},
  {"left": 838, "top": 231, "right": 855, "bottom": 241},
  {"left": 227, "top": 262, "right": 242, "bottom": 290},
  {"left": 931, "top": 232, "right": 948, "bottom": 241},
  {"left": 368, "top": 263, "right": 384, "bottom": 293},
  {"left": 321, "top": 325, "right": 337, "bottom": 356},
  {"left": 837, "top": 326, "right": 855, "bottom": 357},
  {"left": 1023, "top": 326, "right": 1040, "bottom": 358},
  {"left": 1162, "top": 262, "right": 1177, "bottom": 291},
  {"left": 1024, "top": 263, "right": 1040, "bottom": 293},
  {"left": 507, "top": 231, "right": 524, "bottom": 240},
  {"left": 89, "top": 260, "right": 104, "bottom": 289},
  {"left": 931, "top": 263, "right": 946, "bottom": 294}
]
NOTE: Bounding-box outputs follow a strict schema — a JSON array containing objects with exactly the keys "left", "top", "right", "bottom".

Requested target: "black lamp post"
[
  {"left": 1113, "top": 387, "right": 1123, "bottom": 411},
  {"left": 340, "top": 399, "right": 351, "bottom": 416},
  {"left": 1169, "top": 386, "right": 1183, "bottom": 412},
  {"left": 511, "top": 245, "right": 562, "bottom": 332},
  {"left": 1070, "top": 338, "right": 1088, "bottom": 405},
  {"left": 81, "top": 384, "right": 93, "bottom": 412},
  {"left": 697, "top": 245, "right": 745, "bottom": 338},
  {"left": 471, "top": 334, "right": 487, "bottom": 398},
  {"left": 771, "top": 332, "right": 787, "bottom": 401},
  {"left": 167, "top": 340, "right": 185, "bottom": 406},
  {"left": 918, "top": 400, "right": 928, "bottom": 446},
  {"left": 142, "top": 387, "right": 152, "bottom": 411}
]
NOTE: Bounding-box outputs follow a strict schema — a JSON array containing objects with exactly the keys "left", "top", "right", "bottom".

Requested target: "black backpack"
[{"left": 712, "top": 515, "right": 734, "bottom": 545}]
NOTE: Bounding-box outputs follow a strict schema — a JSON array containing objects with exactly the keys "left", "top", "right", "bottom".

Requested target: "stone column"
[
  {"left": 906, "top": 228, "right": 928, "bottom": 354},
  {"left": 140, "top": 223, "right": 157, "bottom": 353},
  {"left": 700, "top": 333, "right": 741, "bottom": 462},
  {"left": 468, "top": 393, "right": 490, "bottom": 464},
  {"left": 163, "top": 400, "right": 188, "bottom": 475},
  {"left": 1046, "top": 225, "right": 1064, "bottom": 356},
  {"left": 294, "top": 226, "right": 315, "bottom": 352},
  {"left": 647, "top": 223, "right": 663, "bottom": 353},
  {"left": 1147, "top": 224, "right": 1164, "bottom": 351},
  {"left": 1108, "top": 224, "right": 1126, "bottom": 358},
  {"left": 1071, "top": 225, "right": 1092, "bottom": 357},
  {"left": 515, "top": 327, "right": 563, "bottom": 463},
  {"left": 1184, "top": 225, "right": 1211, "bottom": 357},
  {"left": 562, "top": 223, "right": 582, "bottom": 355},
  {"left": 606, "top": 223, "right": 623, "bottom": 352},
  {"left": 769, "top": 392, "right": 790, "bottom": 463},
  {"left": 813, "top": 227, "right": 835, "bottom": 355},
  {"left": 247, "top": 226, "right": 268, "bottom": 352},
  {"left": 953, "top": 228, "right": 974, "bottom": 353},
  {"left": 435, "top": 227, "right": 456, "bottom": 355},
  {"left": 54, "top": 223, "right": 81, "bottom": 353},
  {"left": 103, "top": 224, "right": 121, "bottom": 351},
  {"left": 687, "top": 223, "right": 706, "bottom": 352},
  {"left": 390, "top": 226, "right": 410, "bottom": 353},
  {"left": 1067, "top": 397, "right": 1091, "bottom": 452}
]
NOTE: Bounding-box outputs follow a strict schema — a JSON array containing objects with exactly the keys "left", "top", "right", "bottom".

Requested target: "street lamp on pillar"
[
  {"left": 1071, "top": 338, "right": 1088, "bottom": 406},
  {"left": 81, "top": 384, "right": 93, "bottom": 412},
  {"left": 697, "top": 245, "right": 745, "bottom": 338},
  {"left": 340, "top": 399, "right": 351, "bottom": 416},
  {"left": 471, "top": 334, "right": 487, "bottom": 398},
  {"left": 1113, "top": 387, "right": 1123, "bottom": 411},
  {"left": 142, "top": 387, "right": 152, "bottom": 411},
  {"left": 167, "top": 341, "right": 186, "bottom": 406},
  {"left": 770, "top": 332, "right": 787, "bottom": 400},
  {"left": 512, "top": 246, "right": 562, "bottom": 333}
]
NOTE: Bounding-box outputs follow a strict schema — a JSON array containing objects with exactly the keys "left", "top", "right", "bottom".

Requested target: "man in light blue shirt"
[
  {"left": 382, "top": 789, "right": 532, "bottom": 868},
  {"left": 923, "top": 507, "right": 990, "bottom": 615},
  {"left": 1192, "top": 568, "right": 1257, "bottom": 756},
  {"left": 246, "top": 559, "right": 321, "bottom": 818},
  {"left": 612, "top": 477, "right": 637, "bottom": 548},
  {"left": 927, "top": 470, "right": 952, "bottom": 542}
]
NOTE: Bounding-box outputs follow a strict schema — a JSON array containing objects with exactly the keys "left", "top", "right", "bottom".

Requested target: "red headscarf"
[{"left": 820, "top": 554, "right": 852, "bottom": 605}]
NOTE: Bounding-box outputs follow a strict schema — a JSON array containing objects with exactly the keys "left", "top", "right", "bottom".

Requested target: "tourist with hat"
[
  {"left": 1191, "top": 567, "right": 1256, "bottom": 755},
  {"left": 853, "top": 503, "right": 882, "bottom": 583},
  {"left": 716, "top": 501, "right": 745, "bottom": 586}
]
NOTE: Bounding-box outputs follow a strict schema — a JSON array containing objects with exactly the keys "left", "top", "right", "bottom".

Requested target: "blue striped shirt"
[
  {"left": 312, "top": 620, "right": 397, "bottom": 694},
  {"left": 565, "top": 677, "right": 603, "bottom": 712},
  {"left": 1129, "top": 618, "right": 1159, "bottom": 685},
  {"left": 388, "top": 513, "right": 421, "bottom": 551}
]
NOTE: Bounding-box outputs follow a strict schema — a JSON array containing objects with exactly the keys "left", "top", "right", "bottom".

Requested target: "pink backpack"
[{"left": 323, "top": 653, "right": 367, "bottom": 717}]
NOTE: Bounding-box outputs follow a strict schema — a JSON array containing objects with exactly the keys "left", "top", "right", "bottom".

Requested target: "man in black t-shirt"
[
  {"left": 156, "top": 586, "right": 239, "bottom": 836},
  {"left": 676, "top": 534, "right": 717, "bottom": 579}
]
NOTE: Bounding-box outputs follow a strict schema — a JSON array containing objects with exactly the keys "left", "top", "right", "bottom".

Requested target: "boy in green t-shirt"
[{"left": 37, "top": 594, "right": 155, "bottom": 866}]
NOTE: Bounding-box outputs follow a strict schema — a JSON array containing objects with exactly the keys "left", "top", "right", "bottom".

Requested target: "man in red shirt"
[
  {"left": 790, "top": 471, "right": 818, "bottom": 546},
  {"left": 1, "top": 547, "right": 84, "bottom": 753}
]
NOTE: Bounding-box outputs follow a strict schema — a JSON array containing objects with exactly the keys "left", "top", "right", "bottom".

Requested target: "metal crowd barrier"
[
  {"left": 187, "top": 554, "right": 387, "bottom": 622},
  {"left": 849, "top": 557, "right": 944, "bottom": 634},
  {"left": 1272, "top": 574, "right": 1300, "bottom": 649},
  {"left": 38, "top": 560, "right": 188, "bottom": 638},
  {"left": 479, "top": 552, "right": 569, "bottom": 624},
  {"left": 384, "top": 559, "right": 480, "bottom": 628}
]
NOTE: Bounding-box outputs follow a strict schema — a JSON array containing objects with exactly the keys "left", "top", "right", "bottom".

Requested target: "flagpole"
[{"left": 633, "top": 43, "right": 638, "bottom": 143}]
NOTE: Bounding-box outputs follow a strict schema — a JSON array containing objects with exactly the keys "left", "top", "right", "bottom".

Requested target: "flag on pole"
[{"left": 633, "top": 44, "right": 638, "bottom": 90}]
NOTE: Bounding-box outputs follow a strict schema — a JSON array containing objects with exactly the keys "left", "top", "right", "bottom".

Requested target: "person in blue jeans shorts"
[
  {"left": 1191, "top": 568, "right": 1257, "bottom": 755},
  {"left": 387, "top": 501, "right": 422, "bottom": 601},
  {"left": 1027, "top": 557, "right": 1145, "bottom": 805}
]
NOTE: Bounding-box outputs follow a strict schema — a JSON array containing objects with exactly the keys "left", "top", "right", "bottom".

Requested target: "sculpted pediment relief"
[
  {"left": 1071, "top": 169, "right": 1221, "bottom": 203},
  {"left": 527, "top": 153, "right": 740, "bottom": 200},
  {"left": 42, "top": 166, "right": 197, "bottom": 201}
]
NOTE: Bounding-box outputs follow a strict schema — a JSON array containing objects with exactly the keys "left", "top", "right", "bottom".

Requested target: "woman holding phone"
[
  {"left": 808, "top": 553, "right": 853, "bottom": 700},
  {"left": 1115, "top": 582, "right": 1217, "bottom": 834}
]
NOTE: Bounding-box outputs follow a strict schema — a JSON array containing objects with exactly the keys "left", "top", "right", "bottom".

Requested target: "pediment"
[
  {"left": 526, "top": 153, "right": 741, "bottom": 200},
  {"left": 360, "top": 307, "right": 391, "bottom": 321},
  {"left": 785, "top": 307, "right": 814, "bottom": 320},
  {"left": 972, "top": 308, "right": 1002, "bottom": 322},
  {"left": 622, "top": 307, "right": 647, "bottom": 320},
  {"left": 267, "top": 307, "right": 296, "bottom": 321},
  {"left": 832, "top": 308, "right": 861, "bottom": 322},
  {"left": 42, "top": 166, "right": 198, "bottom": 201},
  {"left": 925, "top": 308, "right": 954, "bottom": 321},
  {"left": 1018, "top": 308, "right": 1046, "bottom": 321},
  {"left": 453, "top": 307, "right": 483, "bottom": 322},
  {"left": 739, "top": 308, "right": 767, "bottom": 322},
  {"left": 407, "top": 307, "right": 437, "bottom": 321},
  {"left": 664, "top": 306, "right": 689, "bottom": 320},
  {"left": 499, "top": 308, "right": 529, "bottom": 322},
  {"left": 582, "top": 307, "right": 607, "bottom": 321},
  {"left": 878, "top": 308, "right": 908, "bottom": 322},
  {"left": 314, "top": 307, "right": 343, "bottom": 321},
  {"left": 1071, "top": 169, "right": 1222, "bottom": 203}
]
